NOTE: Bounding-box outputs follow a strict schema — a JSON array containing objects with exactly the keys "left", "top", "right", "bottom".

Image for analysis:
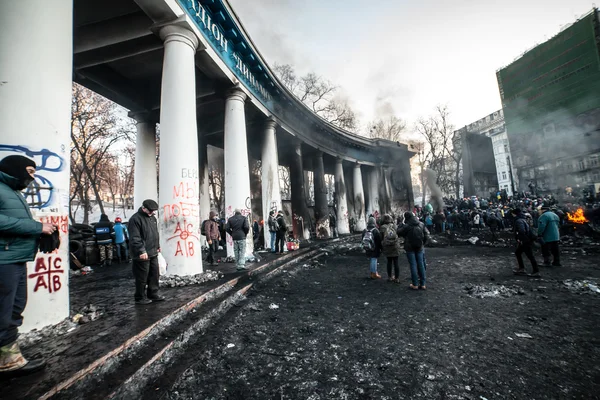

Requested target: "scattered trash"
[
  {"left": 464, "top": 284, "right": 524, "bottom": 298},
  {"left": 70, "top": 265, "right": 94, "bottom": 277},
  {"left": 426, "top": 374, "right": 435, "bottom": 380},
  {"left": 364, "top": 302, "right": 369, "bottom": 306},
  {"left": 269, "top": 303, "right": 279, "bottom": 310},
  {"left": 562, "top": 279, "right": 600, "bottom": 294},
  {"left": 515, "top": 332, "right": 533, "bottom": 339},
  {"left": 467, "top": 237, "right": 480, "bottom": 245},
  {"left": 465, "top": 386, "right": 472, "bottom": 391},
  {"left": 226, "top": 343, "right": 235, "bottom": 348},
  {"left": 75, "top": 304, "right": 104, "bottom": 325},
  {"left": 18, "top": 318, "right": 78, "bottom": 347},
  {"left": 159, "top": 270, "right": 223, "bottom": 287}
]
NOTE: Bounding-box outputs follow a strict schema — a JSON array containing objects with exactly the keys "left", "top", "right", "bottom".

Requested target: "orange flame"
[{"left": 566, "top": 208, "right": 589, "bottom": 224}]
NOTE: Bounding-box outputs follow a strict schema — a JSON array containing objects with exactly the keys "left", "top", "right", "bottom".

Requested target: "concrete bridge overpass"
[{"left": 0, "top": 0, "right": 414, "bottom": 331}]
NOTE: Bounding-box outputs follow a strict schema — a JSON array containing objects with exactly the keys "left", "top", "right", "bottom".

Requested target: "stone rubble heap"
[
  {"left": 18, "top": 318, "right": 78, "bottom": 348},
  {"left": 159, "top": 270, "right": 223, "bottom": 288},
  {"left": 464, "top": 284, "right": 525, "bottom": 298},
  {"left": 72, "top": 304, "right": 104, "bottom": 325}
]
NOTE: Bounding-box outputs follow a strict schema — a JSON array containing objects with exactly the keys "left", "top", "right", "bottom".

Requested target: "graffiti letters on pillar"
[
  {"left": 27, "top": 215, "right": 69, "bottom": 293},
  {"left": 315, "top": 217, "right": 330, "bottom": 239},
  {"left": 0, "top": 144, "right": 65, "bottom": 209},
  {"left": 270, "top": 201, "right": 277, "bottom": 213},
  {"left": 164, "top": 169, "right": 200, "bottom": 257}
]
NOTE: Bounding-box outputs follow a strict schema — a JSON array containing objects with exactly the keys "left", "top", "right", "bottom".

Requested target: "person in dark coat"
[
  {"left": 510, "top": 208, "right": 540, "bottom": 277},
  {"left": 0, "top": 155, "right": 55, "bottom": 376},
  {"left": 128, "top": 199, "right": 164, "bottom": 304},
  {"left": 397, "top": 211, "right": 430, "bottom": 290},
  {"left": 362, "top": 216, "right": 382, "bottom": 279},
  {"left": 226, "top": 209, "right": 250, "bottom": 270},
  {"left": 379, "top": 214, "right": 400, "bottom": 282},
  {"left": 275, "top": 211, "right": 287, "bottom": 254},
  {"left": 205, "top": 211, "right": 220, "bottom": 266},
  {"left": 94, "top": 214, "right": 114, "bottom": 267},
  {"left": 267, "top": 211, "right": 278, "bottom": 253}
]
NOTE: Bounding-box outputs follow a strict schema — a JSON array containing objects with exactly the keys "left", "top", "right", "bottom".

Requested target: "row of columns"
[{"left": 132, "top": 24, "right": 391, "bottom": 277}]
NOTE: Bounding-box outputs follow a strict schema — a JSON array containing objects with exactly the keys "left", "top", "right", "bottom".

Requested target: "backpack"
[
  {"left": 382, "top": 226, "right": 398, "bottom": 248},
  {"left": 362, "top": 229, "right": 376, "bottom": 251},
  {"left": 407, "top": 224, "right": 424, "bottom": 250},
  {"left": 200, "top": 220, "right": 208, "bottom": 236}
]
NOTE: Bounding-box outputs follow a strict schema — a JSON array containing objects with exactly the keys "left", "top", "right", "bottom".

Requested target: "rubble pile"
[
  {"left": 562, "top": 279, "right": 600, "bottom": 294},
  {"left": 72, "top": 304, "right": 104, "bottom": 325},
  {"left": 18, "top": 318, "right": 78, "bottom": 348},
  {"left": 70, "top": 266, "right": 94, "bottom": 276},
  {"left": 464, "top": 284, "right": 524, "bottom": 298},
  {"left": 330, "top": 243, "right": 364, "bottom": 255},
  {"left": 301, "top": 259, "right": 325, "bottom": 270},
  {"left": 160, "top": 270, "right": 223, "bottom": 287}
]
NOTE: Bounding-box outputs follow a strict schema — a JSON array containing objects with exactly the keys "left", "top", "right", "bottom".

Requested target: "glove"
[{"left": 39, "top": 230, "right": 61, "bottom": 253}]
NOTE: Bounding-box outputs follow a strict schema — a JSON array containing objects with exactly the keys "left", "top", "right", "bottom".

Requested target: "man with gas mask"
[{"left": 0, "top": 155, "right": 56, "bottom": 376}]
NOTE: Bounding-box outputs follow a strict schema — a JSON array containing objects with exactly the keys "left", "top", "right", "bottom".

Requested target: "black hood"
[{"left": 0, "top": 155, "right": 36, "bottom": 190}]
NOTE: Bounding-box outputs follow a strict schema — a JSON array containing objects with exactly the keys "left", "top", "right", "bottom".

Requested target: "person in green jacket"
[
  {"left": 537, "top": 206, "right": 561, "bottom": 267},
  {"left": 0, "top": 155, "right": 56, "bottom": 377}
]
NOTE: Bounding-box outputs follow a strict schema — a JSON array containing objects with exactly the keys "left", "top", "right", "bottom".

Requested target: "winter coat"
[
  {"left": 0, "top": 171, "right": 43, "bottom": 264},
  {"left": 267, "top": 215, "right": 278, "bottom": 232},
  {"left": 206, "top": 219, "right": 220, "bottom": 241},
  {"left": 537, "top": 211, "right": 560, "bottom": 243},
  {"left": 226, "top": 214, "right": 250, "bottom": 241},
  {"left": 113, "top": 222, "right": 129, "bottom": 244},
  {"left": 361, "top": 226, "right": 382, "bottom": 258},
  {"left": 379, "top": 222, "right": 400, "bottom": 257},
  {"left": 397, "top": 217, "right": 429, "bottom": 252},
  {"left": 94, "top": 215, "right": 114, "bottom": 245},
  {"left": 513, "top": 213, "right": 532, "bottom": 244},
  {"left": 276, "top": 214, "right": 287, "bottom": 233},
  {"left": 128, "top": 207, "right": 160, "bottom": 259}
]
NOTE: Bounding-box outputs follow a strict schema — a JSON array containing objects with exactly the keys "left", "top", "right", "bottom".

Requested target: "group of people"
[{"left": 362, "top": 212, "right": 430, "bottom": 290}]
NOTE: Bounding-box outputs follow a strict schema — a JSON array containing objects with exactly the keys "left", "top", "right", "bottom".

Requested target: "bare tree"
[
  {"left": 368, "top": 116, "right": 407, "bottom": 142},
  {"left": 278, "top": 165, "right": 291, "bottom": 200},
  {"left": 273, "top": 63, "right": 357, "bottom": 131},
  {"left": 208, "top": 164, "right": 225, "bottom": 214},
  {"left": 415, "top": 105, "right": 460, "bottom": 199},
  {"left": 70, "top": 83, "right": 131, "bottom": 223}
]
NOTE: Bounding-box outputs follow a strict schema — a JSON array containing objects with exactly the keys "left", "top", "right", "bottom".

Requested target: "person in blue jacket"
[
  {"left": 0, "top": 155, "right": 56, "bottom": 376},
  {"left": 537, "top": 206, "right": 561, "bottom": 267},
  {"left": 113, "top": 217, "right": 130, "bottom": 263}
]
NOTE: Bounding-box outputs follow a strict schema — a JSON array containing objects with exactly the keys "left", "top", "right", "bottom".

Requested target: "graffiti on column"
[
  {"left": 270, "top": 201, "right": 278, "bottom": 212},
  {"left": 164, "top": 168, "right": 200, "bottom": 257},
  {"left": 27, "top": 215, "right": 68, "bottom": 293},
  {"left": 0, "top": 144, "right": 65, "bottom": 209}
]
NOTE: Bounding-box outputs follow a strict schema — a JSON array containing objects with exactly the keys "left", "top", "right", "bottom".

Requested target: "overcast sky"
[{"left": 228, "top": 0, "right": 595, "bottom": 132}]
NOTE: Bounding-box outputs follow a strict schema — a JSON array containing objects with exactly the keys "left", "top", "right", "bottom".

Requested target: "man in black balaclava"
[{"left": 0, "top": 155, "right": 56, "bottom": 377}]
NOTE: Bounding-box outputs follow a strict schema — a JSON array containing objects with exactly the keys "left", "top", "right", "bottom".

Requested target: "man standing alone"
[
  {"left": 275, "top": 211, "right": 287, "bottom": 254},
  {"left": 538, "top": 206, "right": 561, "bottom": 267},
  {"left": 0, "top": 155, "right": 55, "bottom": 376},
  {"left": 128, "top": 199, "right": 165, "bottom": 305},
  {"left": 226, "top": 209, "right": 250, "bottom": 270},
  {"left": 267, "top": 210, "right": 278, "bottom": 253},
  {"left": 205, "top": 211, "right": 220, "bottom": 266}
]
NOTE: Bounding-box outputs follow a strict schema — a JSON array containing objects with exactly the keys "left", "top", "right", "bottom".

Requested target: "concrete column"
[
  {"left": 157, "top": 25, "right": 202, "bottom": 276},
  {"left": 0, "top": 0, "right": 72, "bottom": 332},
  {"left": 384, "top": 167, "right": 393, "bottom": 213},
  {"left": 378, "top": 166, "right": 390, "bottom": 214},
  {"left": 366, "top": 167, "right": 380, "bottom": 219},
  {"left": 134, "top": 119, "right": 157, "bottom": 206},
  {"left": 289, "top": 142, "right": 311, "bottom": 240},
  {"left": 313, "top": 151, "right": 330, "bottom": 239},
  {"left": 223, "top": 88, "right": 254, "bottom": 257},
  {"left": 261, "top": 118, "right": 281, "bottom": 248},
  {"left": 198, "top": 132, "right": 210, "bottom": 249},
  {"left": 353, "top": 163, "right": 367, "bottom": 231},
  {"left": 334, "top": 159, "right": 350, "bottom": 234}
]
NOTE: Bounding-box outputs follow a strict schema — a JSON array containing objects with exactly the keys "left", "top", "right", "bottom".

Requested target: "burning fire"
[{"left": 566, "top": 208, "right": 589, "bottom": 224}]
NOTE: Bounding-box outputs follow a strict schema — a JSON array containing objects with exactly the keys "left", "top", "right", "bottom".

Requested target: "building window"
[
  {"left": 502, "top": 171, "right": 507, "bottom": 180},
  {"left": 579, "top": 160, "right": 585, "bottom": 170}
]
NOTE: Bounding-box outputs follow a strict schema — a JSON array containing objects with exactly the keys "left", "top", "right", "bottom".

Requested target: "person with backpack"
[
  {"left": 113, "top": 217, "right": 130, "bottom": 263},
  {"left": 362, "top": 216, "right": 382, "bottom": 279},
  {"left": 397, "top": 211, "right": 429, "bottom": 290},
  {"left": 275, "top": 210, "right": 287, "bottom": 254},
  {"left": 95, "top": 214, "right": 115, "bottom": 267},
  {"left": 267, "top": 210, "right": 278, "bottom": 253},
  {"left": 205, "top": 211, "right": 220, "bottom": 266},
  {"left": 380, "top": 214, "right": 400, "bottom": 282},
  {"left": 510, "top": 208, "right": 540, "bottom": 277}
]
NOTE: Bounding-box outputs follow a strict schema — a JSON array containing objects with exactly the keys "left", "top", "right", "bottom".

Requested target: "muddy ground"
[{"left": 146, "top": 241, "right": 600, "bottom": 400}]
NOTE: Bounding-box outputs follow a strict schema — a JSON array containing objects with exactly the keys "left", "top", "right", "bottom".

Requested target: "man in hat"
[
  {"left": 510, "top": 208, "right": 540, "bottom": 277},
  {"left": 0, "top": 155, "right": 56, "bottom": 376},
  {"left": 225, "top": 209, "right": 250, "bottom": 270},
  {"left": 128, "top": 199, "right": 165, "bottom": 304},
  {"left": 537, "top": 205, "right": 561, "bottom": 267}
]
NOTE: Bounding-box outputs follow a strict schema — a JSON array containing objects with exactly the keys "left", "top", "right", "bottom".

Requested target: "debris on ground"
[
  {"left": 467, "top": 236, "right": 480, "bottom": 245},
  {"left": 160, "top": 270, "right": 223, "bottom": 287},
  {"left": 515, "top": 332, "right": 534, "bottom": 339},
  {"left": 18, "top": 318, "right": 78, "bottom": 348},
  {"left": 562, "top": 279, "right": 600, "bottom": 294},
  {"left": 70, "top": 266, "right": 94, "bottom": 276},
  {"left": 72, "top": 304, "right": 104, "bottom": 325},
  {"left": 269, "top": 303, "right": 279, "bottom": 310},
  {"left": 464, "top": 284, "right": 524, "bottom": 298}
]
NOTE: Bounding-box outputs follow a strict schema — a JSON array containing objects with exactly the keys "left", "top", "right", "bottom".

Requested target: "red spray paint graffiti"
[{"left": 28, "top": 256, "right": 64, "bottom": 293}]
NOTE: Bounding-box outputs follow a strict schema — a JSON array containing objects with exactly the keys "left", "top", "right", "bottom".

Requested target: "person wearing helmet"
[{"left": 113, "top": 217, "right": 129, "bottom": 263}]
